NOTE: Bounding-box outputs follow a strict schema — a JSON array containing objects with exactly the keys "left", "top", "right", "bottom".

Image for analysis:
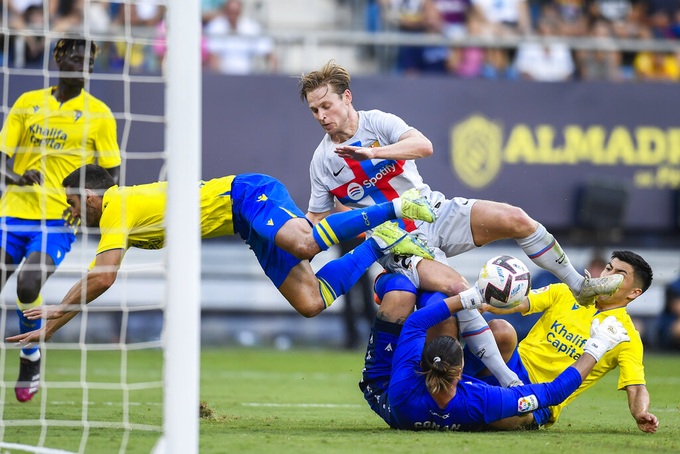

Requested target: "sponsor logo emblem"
[
  {"left": 333, "top": 165, "right": 346, "bottom": 177},
  {"left": 347, "top": 182, "right": 364, "bottom": 201},
  {"left": 517, "top": 394, "right": 539, "bottom": 413}
]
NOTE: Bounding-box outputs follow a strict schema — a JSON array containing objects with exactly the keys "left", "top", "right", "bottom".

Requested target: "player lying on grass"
[
  {"left": 463, "top": 250, "right": 659, "bottom": 433},
  {"left": 6, "top": 164, "right": 437, "bottom": 344},
  {"left": 360, "top": 283, "right": 630, "bottom": 431}
]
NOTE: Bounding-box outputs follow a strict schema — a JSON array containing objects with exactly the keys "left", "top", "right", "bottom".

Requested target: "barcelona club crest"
[{"left": 450, "top": 115, "right": 503, "bottom": 189}]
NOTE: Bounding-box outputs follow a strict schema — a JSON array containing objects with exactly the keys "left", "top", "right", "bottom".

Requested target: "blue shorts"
[
  {"left": 463, "top": 345, "right": 550, "bottom": 426},
  {"left": 1, "top": 217, "right": 75, "bottom": 267},
  {"left": 230, "top": 173, "right": 307, "bottom": 288},
  {"left": 359, "top": 318, "right": 402, "bottom": 429}
]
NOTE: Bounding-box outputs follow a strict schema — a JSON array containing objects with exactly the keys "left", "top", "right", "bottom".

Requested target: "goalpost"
[
  {"left": 0, "top": 1, "right": 201, "bottom": 452},
  {"left": 162, "top": 0, "right": 201, "bottom": 452}
]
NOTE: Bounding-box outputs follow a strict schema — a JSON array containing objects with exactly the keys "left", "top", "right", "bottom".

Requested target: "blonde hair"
[{"left": 298, "top": 60, "right": 351, "bottom": 102}]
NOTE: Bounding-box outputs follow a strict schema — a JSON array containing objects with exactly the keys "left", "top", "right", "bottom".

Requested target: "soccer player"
[
  {"left": 463, "top": 250, "right": 660, "bottom": 433},
  {"left": 0, "top": 37, "right": 121, "bottom": 402},
  {"left": 298, "top": 60, "right": 623, "bottom": 387},
  {"left": 359, "top": 282, "right": 630, "bottom": 431},
  {"left": 6, "top": 164, "right": 437, "bottom": 344}
]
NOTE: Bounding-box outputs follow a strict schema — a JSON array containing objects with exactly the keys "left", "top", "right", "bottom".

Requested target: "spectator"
[
  {"left": 204, "top": 0, "right": 277, "bottom": 75},
  {"left": 576, "top": 19, "right": 624, "bottom": 81},
  {"left": 110, "top": 0, "right": 166, "bottom": 73},
  {"left": 51, "top": 0, "right": 83, "bottom": 33},
  {"left": 20, "top": 5, "right": 47, "bottom": 68},
  {"left": 423, "top": 0, "right": 476, "bottom": 74},
  {"left": 202, "top": 0, "right": 226, "bottom": 25},
  {"left": 550, "top": 0, "right": 588, "bottom": 37},
  {"left": 379, "top": 0, "right": 429, "bottom": 75},
  {"left": 657, "top": 277, "right": 680, "bottom": 351},
  {"left": 470, "top": 0, "right": 532, "bottom": 38},
  {"left": 514, "top": 15, "right": 575, "bottom": 81},
  {"left": 633, "top": 49, "right": 680, "bottom": 81}
]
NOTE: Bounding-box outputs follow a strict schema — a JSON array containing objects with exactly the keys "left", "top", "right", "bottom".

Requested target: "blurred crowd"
[
  {"left": 1, "top": 0, "right": 679, "bottom": 81},
  {"left": 370, "top": 0, "right": 680, "bottom": 81}
]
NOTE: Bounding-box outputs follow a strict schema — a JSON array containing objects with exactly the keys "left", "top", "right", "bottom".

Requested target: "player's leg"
[
  {"left": 278, "top": 235, "right": 419, "bottom": 317},
  {"left": 359, "top": 277, "right": 415, "bottom": 428},
  {"left": 279, "top": 193, "right": 435, "bottom": 259},
  {"left": 14, "top": 251, "right": 53, "bottom": 402},
  {"left": 0, "top": 222, "right": 22, "bottom": 292},
  {"left": 469, "top": 200, "right": 623, "bottom": 305},
  {"left": 14, "top": 223, "right": 74, "bottom": 402}
]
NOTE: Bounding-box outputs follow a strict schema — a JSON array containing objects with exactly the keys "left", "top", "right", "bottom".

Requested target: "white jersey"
[
  {"left": 308, "top": 109, "right": 447, "bottom": 231},
  {"left": 308, "top": 109, "right": 479, "bottom": 286}
]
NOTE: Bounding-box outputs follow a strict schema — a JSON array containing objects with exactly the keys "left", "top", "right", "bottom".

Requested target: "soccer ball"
[{"left": 477, "top": 255, "right": 531, "bottom": 308}]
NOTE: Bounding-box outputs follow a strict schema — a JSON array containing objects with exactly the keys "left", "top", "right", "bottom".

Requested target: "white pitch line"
[{"left": 0, "top": 442, "right": 76, "bottom": 454}]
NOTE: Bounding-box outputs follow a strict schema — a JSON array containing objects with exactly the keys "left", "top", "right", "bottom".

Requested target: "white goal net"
[{"left": 0, "top": 1, "right": 200, "bottom": 452}]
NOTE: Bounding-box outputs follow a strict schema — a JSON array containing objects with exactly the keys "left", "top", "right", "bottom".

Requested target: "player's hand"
[
  {"left": 17, "top": 169, "right": 42, "bottom": 186},
  {"left": 22, "top": 305, "right": 66, "bottom": 321},
  {"left": 583, "top": 316, "right": 629, "bottom": 361},
  {"left": 62, "top": 207, "right": 81, "bottom": 233},
  {"left": 636, "top": 412, "right": 659, "bottom": 433},
  {"left": 482, "top": 304, "right": 517, "bottom": 315},
  {"left": 5, "top": 326, "right": 51, "bottom": 345},
  {"left": 334, "top": 145, "right": 375, "bottom": 161}
]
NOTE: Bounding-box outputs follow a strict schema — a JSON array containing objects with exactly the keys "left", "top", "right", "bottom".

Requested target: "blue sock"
[
  {"left": 17, "top": 308, "right": 41, "bottom": 357},
  {"left": 316, "top": 238, "right": 382, "bottom": 308},
  {"left": 312, "top": 203, "right": 396, "bottom": 251}
]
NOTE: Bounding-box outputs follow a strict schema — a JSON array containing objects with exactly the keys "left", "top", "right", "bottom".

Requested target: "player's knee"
[
  {"left": 503, "top": 205, "right": 537, "bottom": 237},
  {"left": 296, "top": 301, "right": 324, "bottom": 318},
  {"left": 16, "top": 275, "right": 42, "bottom": 305},
  {"left": 488, "top": 319, "right": 518, "bottom": 352}
]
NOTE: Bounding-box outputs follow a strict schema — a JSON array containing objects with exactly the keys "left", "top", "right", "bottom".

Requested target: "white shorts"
[{"left": 377, "top": 197, "right": 479, "bottom": 287}]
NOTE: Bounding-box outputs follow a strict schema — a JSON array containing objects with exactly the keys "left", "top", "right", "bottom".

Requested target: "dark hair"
[
  {"left": 53, "top": 36, "right": 99, "bottom": 61},
  {"left": 612, "top": 250, "right": 653, "bottom": 293},
  {"left": 62, "top": 164, "right": 115, "bottom": 193},
  {"left": 298, "top": 60, "right": 351, "bottom": 102},
  {"left": 419, "top": 336, "right": 463, "bottom": 395}
]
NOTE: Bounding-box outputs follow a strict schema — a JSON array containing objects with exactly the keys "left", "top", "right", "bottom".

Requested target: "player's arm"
[
  {"left": 5, "top": 248, "right": 124, "bottom": 344},
  {"left": 483, "top": 297, "right": 530, "bottom": 316},
  {"left": 0, "top": 151, "right": 41, "bottom": 186},
  {"left": 626, "top": 384, "right": 659, "bottom": 433},
  {"left": 334, "top": 129, "right": 433, "bottom": 162}
]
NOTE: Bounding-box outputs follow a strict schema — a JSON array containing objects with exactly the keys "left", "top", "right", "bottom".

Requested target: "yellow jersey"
[
  {"left": 0, "top": 87, "right": 120, "bottom": 219},
  {"left": 97, "top": 176, "right": 236, "bottom": 255},
  {"left": 519, "top": 283, "right": 645, "bottom": 425}
]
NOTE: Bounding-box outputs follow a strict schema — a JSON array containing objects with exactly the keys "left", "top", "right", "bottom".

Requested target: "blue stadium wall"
[{"left": 3, "top": 73, "right": 679, "bottom": 232}]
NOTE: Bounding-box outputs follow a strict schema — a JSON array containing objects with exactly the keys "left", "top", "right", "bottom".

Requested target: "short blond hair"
[{"left": 298, "top": 60, "right": 351, "bottom": 102}]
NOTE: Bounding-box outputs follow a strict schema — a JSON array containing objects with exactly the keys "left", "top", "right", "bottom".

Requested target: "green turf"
[{"left": 1, "top": 348, "right": 678, "bottom": 453}]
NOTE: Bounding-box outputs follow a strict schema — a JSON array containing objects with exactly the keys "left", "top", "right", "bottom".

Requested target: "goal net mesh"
[{"left": 0, "top": 1, "right": 173, "bottom": 452}]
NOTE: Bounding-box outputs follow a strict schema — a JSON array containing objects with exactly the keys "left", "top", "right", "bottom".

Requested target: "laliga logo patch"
[
  {"left": 517, "top": 394, "right": 538, "bottom": 413},
  {"left": 347, "top": 182, "right": 365, "bottom": 201}
]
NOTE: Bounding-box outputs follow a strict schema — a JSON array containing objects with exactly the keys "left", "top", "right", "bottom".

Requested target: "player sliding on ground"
[
  {"left": 7, "top": 164, "right": 437, "bottom": 345},
  {"left": 360, "top": 285, "right": 631, "bottom": 431}
]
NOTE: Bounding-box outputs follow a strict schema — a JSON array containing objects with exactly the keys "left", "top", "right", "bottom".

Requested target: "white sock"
[
  {"left": 20, "top": 350, "right": 41, "bottom": 362},
  {"left": 457, "top": 309, "right": 520, "bottom": 387},
  {"left": 516, "top": 223, "right": 584, "bottom": 292}
]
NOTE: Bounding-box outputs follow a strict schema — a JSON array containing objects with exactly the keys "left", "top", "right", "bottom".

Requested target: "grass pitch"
[{"left": 1, "top": 348, "right": 679, "bottom": 453}]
